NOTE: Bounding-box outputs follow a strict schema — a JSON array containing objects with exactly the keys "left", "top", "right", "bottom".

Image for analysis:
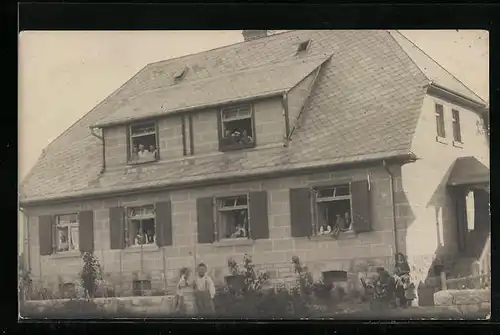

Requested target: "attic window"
[
  {"left": 297, "top": 40, "right": 311, "bottom": 54},
  {"left": 174, "top": 67, "right": 188, "bottom": 81},
  {"left": 219, "top": 105, "right": 256, "bottom": 152}
]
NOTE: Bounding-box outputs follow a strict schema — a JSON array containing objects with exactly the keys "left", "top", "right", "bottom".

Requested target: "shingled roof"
[{"left": 20, "top": 30, "right": 483, "bottom": 205}]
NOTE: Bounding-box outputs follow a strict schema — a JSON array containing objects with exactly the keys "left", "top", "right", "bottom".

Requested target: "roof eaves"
[
  {"left": 93, "top": 89, "right": 286, "bottom": 128},
  {"left": 20, "top": 150, "right": 414, "bottom": 207},
  {"left": 427, "top": 82, "right": 487, "bottom": 111}
]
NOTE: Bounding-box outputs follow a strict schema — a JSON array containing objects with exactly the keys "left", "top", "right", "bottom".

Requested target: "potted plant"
[{"left": 224, "top": 258, "right": 246, "bottom": 291}]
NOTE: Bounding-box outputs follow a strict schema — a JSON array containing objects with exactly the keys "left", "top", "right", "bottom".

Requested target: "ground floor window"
[
  {"left": 217, "top": 195, "right": 249, "bottom": 240},
  {"left": 313, "top": 185, "right": 353, "bottom": 236},
  {"left": 125, "top": 205, "right": 156, "bottom": 246},
  {"left": 55, "top": 214, "right": 79, "bottom": 252}
]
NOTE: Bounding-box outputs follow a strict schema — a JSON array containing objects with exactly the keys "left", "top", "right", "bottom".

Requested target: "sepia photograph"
[{"left": 18, "top": 29, "right": 490, "bottom": 319}]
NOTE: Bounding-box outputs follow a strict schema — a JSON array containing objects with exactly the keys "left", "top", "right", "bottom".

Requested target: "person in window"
[
  {"left": 231, "top": 223, "right": 247, "bottom": 238},
  {"left": 145, "top": 228, "right": 155, "bottom": 244},
  {"left": 131, "top": 145, "right": 139, "bottom": 162},
  {"left": 240, "top": 129, "right": 253, "bottom": 144},
  {"left": 231, "top": 129, "right": 242, "bottom": 143},
  {"left": 319, "top": 222, "right": 332, "bottom": 235},
  {"left": 138, "top": 144, "right": 147, "bottom": 160},
  {"left": 193, "top": 263, "right": 216, "bottom": 315},
  {"left": 335, "top": 213, "right": 347, "bottom": 231},
  {"left": 135, "top": 228, "right": 146, "bottom": 245},
  {"left": 149, "top": 145, "right": 157, "bottom": 160},
  {"left": 58, "top": 230, "right": 69, "bottom": 252},
  {"left": 344, "top": 212, "right": 353, "bottom": 231}
]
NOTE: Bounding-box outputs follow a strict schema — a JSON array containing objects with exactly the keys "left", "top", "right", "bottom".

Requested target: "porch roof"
[{"left": 447, "top": 156, "right": 490, "bottom": 187}]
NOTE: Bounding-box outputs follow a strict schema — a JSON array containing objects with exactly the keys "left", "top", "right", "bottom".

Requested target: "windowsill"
[
  {"left": 123, "top": 244, "right": 159, "bottom": 253},
  {"left": 452, "top": 140, "right": 464, "bottom": 148},
  {"left": 127, "top": 158, "right": 159, "bottom": 166},
  {"left": 309, "top": 230, "right": 357, "bottom": 241},
  {"left": 219, "top": 142, "right": 256, "bottom": 152},
  {"left": 214, "top": 238, "right": 254, "bottom": 248},
  {"left": 51, "top": 251, "right": 81, "bottom": 259},
  {"left": 436, "top": 136, "right": 448, "bottom": 145}
]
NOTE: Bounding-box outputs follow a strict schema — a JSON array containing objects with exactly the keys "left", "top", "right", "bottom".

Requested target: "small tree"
[{"left": 80, "top": 252, "right": 102, "bottom": 299}]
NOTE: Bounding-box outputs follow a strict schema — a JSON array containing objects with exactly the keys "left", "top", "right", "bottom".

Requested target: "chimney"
[{"left": 242, "top": 30, "right": 268, "bottom": 42}]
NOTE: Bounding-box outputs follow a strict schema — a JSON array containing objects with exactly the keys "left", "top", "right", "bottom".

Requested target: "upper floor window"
[
  {"left": 217, "top": 195, "right": 249, "bottom": 240},
  {"left": 128, "top": 122, "right": 159, "bottom": 164},
  {"left": 452, "top": 109, "right": 462, "bottom": 143},
  {"left": 435, "top": 103, "right": 446, "bottom": 138},
  {"left": 56, "top": 214, "right": 79, "bottom": 252},
  {"left": 125, "top": 205, "right": 156, "bottom": 247},
  {"left": 313, "top": 185, "right": 353, "bottom": 237},
  {"left": 219, "top": 105, "right": 255, "bottom": 151}
]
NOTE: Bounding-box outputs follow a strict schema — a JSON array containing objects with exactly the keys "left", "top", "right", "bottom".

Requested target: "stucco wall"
[
  {"left": 402, "top": 93, "right": 489, "bottom": 281},
  {"left": 24, "top": 164, "right": 407, "bottom": 297}
]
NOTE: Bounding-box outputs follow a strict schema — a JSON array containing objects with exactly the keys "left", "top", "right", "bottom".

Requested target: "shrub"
[{"left": 80, "top": 252, "right": 103, "bottom": 298}]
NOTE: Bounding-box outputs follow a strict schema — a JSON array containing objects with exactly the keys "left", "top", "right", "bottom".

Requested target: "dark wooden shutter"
[
  {"left": 289, "top": 188, "right": 312, "bottom": 237},
  {"left": 350, "top": 180, "right": 371, "bottom": 233},
  {"left": 78, "top": 211, "right": 94, "bottom": 253},
  {"left": 156, "top": 201, "right": 173, "bottom": 247},
  {"left": 109, "top": 207, "right": 125, "bottom": 250},
  {"left": 197, "top": 197, "right": 215, "bottom": 244},
  {"left": 249, "top": 191, "right": 269, "bottom": 240},
  {"left": 39, "top": 215, "right": 54, "bottom": 256}
]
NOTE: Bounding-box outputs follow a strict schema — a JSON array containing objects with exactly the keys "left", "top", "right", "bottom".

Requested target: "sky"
[{"left": 18, "top": 30, "right": 489, "bottom": 252}]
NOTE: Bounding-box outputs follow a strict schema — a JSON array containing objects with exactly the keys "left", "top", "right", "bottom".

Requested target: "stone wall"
[
  {"left": 434, "top": 289, "right": 490, "bottom": 316},
  {"left": 24, "top": 165, "right": 404, "bottom": 297}
]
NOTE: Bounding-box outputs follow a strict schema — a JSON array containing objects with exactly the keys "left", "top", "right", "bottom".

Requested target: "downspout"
[
  {"left": 281, "top": 92, "right": 290, "bottom": 147},
  {"left": 19, "top": 207, "right": 31, "bottom": 274},
  {"left": 382, "top": 160, "right": 399, "bottom": 256},
  {"left": 89, "top": 126, "right": 105, "bottom": 174}
]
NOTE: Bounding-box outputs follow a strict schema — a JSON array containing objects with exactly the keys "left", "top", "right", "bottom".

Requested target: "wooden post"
[{"left": 440, "top": 271, "right": 447, "bottom": 291}]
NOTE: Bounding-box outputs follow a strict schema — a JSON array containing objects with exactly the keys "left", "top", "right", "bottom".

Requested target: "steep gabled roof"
[
  {"left": 388, "top": 30, "right": 485, "bottom": 104},
  {"left": 21, "top": 30, "right": 459, "bottom": 204}
]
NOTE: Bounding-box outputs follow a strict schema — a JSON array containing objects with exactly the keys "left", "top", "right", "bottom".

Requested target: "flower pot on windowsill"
[{"left": 225, "top": 274, "right": 245, "bottom": 291}]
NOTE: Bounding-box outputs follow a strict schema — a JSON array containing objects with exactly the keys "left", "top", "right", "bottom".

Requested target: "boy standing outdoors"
[{"left": 193, "top": 263, "right": 216, "bottom": 315}]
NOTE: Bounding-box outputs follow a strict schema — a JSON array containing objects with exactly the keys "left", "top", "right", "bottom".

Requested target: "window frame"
[
  {"left": 452, "top": 109, "right": 462, "bottom": 143},
  {"left": 312, "top": 183, "right": 353, "bottom": 236},
  {"left": 435, "top": 103, "right": 446, "bottom": 139},
  {"left": 54, "top": 213, "right": 79, "bottom": 253},
  {"left": 215, "top": 194, "right": 251, "bottom": 241},
  {"left": 127, "top": 120, "right": 160, "bottom": 165},
  {"left": 124, "top": 204, "right": 157, "bottom": 248},
  {"left": 218, "top": 104, "right": 256, "bottom": 152}
]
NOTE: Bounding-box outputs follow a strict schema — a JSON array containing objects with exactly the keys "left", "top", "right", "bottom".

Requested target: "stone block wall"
[{"left": 24, "top": 164, "right": 408, "bottom": 297}]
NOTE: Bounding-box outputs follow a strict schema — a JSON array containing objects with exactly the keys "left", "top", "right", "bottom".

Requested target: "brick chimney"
[{"left": 242, "top": 30, "right": 268, "bottom": 42}]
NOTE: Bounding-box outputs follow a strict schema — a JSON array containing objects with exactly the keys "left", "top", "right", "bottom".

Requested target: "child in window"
[
  {"left": 138, "top": 144, "right": 147, "bottom": 160},
  {"left": 319, "top": 222, "right": 332, "bottom": 235},
  {"left": 131, "top": 145, "right": 139, "bottom": 161},
  {"left": 145, "top": 228, "right": 155, "bottom": 244},
  {"left": 344, "top": 212, "right": 353, "bottom": 231},
  {"left": 231, "top": 223, "right": 246, "bottom": 238},
  {"left": 149, "top": 145, "right": 157, "bottom": 159},
  {"left": 135, "top": 228, "right": 145, "bottom": 245},
  {"left": 241, "top": 129, "right": 253, "bottom": 144},
  {"left": 193, "top": 263, "right": 216, "bottom": 315},
  {"left": 58, "top": 230, "right": 69, "bottom": 252}
]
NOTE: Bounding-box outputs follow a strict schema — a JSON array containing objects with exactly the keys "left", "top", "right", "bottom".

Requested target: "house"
[{"left": 19, "top": 30, "right": 489, "bottom": 298}]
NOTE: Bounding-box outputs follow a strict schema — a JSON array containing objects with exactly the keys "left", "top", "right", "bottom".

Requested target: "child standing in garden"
[{"left": 193, "top": 263, "right": 216, "bottom": 316}]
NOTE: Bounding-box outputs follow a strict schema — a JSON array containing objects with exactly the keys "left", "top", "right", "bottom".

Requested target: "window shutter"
[
  {"left": 155, "top": 201, "right": 173, "bottom": 247},
  {"left": 216, "top": 110, "right": 223, "bottom": 150},
  {"left": 249, "top": 191, "right": 269, "bottom": 240},
  {"left": 350, "top": 180, "right": 371, "bottom": 233},
  {"left": 109, "top": 207, "right": 125, "bottom": 250},
  {"left": 289, "top": 188, "right": 312, "bottom": 237},
  {"left": 197, "top": 197, "right": 215, "bottom": 244},
  {"left": 78, "top": 211, "right": 94, "bottom": 253},
  {"left": 39, "top": 215, "right": 54, "bottom": 256}
]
